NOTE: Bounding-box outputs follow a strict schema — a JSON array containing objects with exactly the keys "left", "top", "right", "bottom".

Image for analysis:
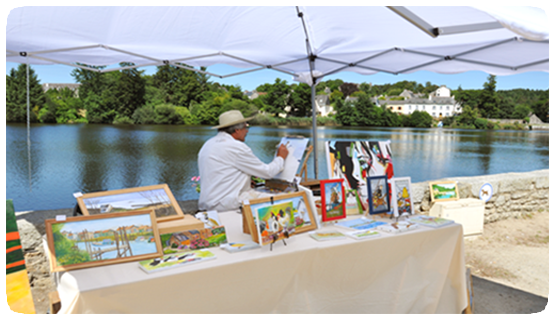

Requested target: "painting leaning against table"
[{"left": 45, "top": 209, "right": 162, "bottom": 272}]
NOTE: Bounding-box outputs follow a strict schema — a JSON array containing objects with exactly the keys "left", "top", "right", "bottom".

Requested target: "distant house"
[
  {"left": 315, "top": 94, "right": 334, "bottom": 117},
  {"left": 42, "top": 83, "right": 81, "bottom": 97},
  {"left": 383, "top": 85, "right": 462, "bottom": 119},
  {"left": 244, "top": 90, "right": 267, "bottom": 100}
]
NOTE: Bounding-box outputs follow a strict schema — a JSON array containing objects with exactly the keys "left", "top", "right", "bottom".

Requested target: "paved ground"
[{"left": 11, "top": 201, "right": 550, "bottom": 314}]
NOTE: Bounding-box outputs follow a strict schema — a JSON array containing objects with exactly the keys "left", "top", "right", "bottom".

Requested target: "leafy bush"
[{"left": 474, "top": 118, "right": 488, "bottom": 129}]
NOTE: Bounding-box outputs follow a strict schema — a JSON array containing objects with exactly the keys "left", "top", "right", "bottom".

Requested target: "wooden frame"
[
  {"left": 320, "top": 178, "right": 346, "bottom": 222},
  {"left": 429, "top": 180, "right": 460, "bottom": 202},
  {"left": 367, "top": 175, "right": 391, "bottom": 215},
  {"left": 45, "top": 209, "right": 163, "bottom": 272},
  {"left": 242, "top": 191, "right": 317, "bottom": 245},
  {"left": 77, "top": 184, "right": 184, "bottom": 223},
  {"left": 390, "top": 177, "right": 415, "bottom": 217}
]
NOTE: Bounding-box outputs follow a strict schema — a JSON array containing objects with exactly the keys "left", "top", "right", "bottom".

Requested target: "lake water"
[
  {"left": 6, "top": 123, "right": 549, "bottom": 212},
  {"left": 76, "top": 240, "right": 157, "bottom": 260}
]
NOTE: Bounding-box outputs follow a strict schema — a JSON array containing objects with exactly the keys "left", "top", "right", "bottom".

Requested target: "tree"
[
  {"left": 339, "top": 82, "right": 358, "bottom": 97},
  {"left": 6, "top": 64, "right": 45, "bottom": 123},
  {"left": 258, "top": 78, "right": 291, "bottom": 117},
  {"left": 478, "top": 74, "right": 501, "bottom": 118},
  {"left": 408, "top": 110, "right": 433, "bottom": 128},
  {"left": 289, "top": 83, "right": 312, "bottom": 117},
  {"left": 113, "top": 63, "right": 146, "bottom": 119},
  {"left": 152, "top": 64, "right": 205, "bottom": 107},
  {"left": 512, "top": 104, "right": 532, "bottom": 119}
]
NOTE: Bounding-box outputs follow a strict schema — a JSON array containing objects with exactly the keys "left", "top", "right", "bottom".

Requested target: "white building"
[{"left": 383, "top": 85, "right": 462, "bottom": 118}]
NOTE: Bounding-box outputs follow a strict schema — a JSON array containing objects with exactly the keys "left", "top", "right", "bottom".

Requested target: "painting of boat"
[
  {"left": 135, "top": 236, "right": 145, "bottom": 242},
  {"left": 92, "top": 239, "right": 115, "bottom": 246}
]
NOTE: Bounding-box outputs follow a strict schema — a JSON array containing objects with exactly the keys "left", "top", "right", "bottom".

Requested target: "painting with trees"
[{"left": 45, "top": 209, "right": 162, "bottom": 272}]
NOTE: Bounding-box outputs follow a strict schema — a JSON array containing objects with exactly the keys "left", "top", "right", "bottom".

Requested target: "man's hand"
[{"left": 277, "top": 144, "right": 289, "bottom": 160}]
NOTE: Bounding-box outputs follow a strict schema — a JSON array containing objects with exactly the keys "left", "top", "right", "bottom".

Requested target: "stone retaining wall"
[{"left": 411, "top": 169, "right": 549, "bottom": 223}]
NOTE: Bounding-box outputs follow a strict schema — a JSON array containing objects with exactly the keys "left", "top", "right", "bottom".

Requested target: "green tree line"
[{"left": 6, "top": 64, "right": 548, "bottom": 129}]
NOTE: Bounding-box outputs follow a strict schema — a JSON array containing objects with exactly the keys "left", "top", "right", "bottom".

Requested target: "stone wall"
[{"left": 410, "top": 169, "right": 549, "bottom": 223}]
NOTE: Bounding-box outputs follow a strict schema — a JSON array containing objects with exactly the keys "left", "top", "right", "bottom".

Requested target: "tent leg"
[
  {"left": 311, "top": 83, "right": 318, "bottom": 179},
  {"left": 26, "top": 62, "right": 32, "bottom": 191}
]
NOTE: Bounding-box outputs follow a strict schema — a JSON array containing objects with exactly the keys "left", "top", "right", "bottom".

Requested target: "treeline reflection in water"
[{"left": 6, "top": 123, "right": 549, "bottom": 211}]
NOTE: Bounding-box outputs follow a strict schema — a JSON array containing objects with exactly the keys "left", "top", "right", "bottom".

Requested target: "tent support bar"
[
  {"left": 24, "top": 54, "right": 102, "bottom": 72},
  {"left": 436, "top": 22, "right": 503, "bottom": 36},
  {"left": 516, "top": 58, "right": 549, "bottom": 69},
  {"left": 102, "top": 62, "right": 160, "bottom": 73},
  {"left": 171, "top": 63, "right": 224, "bottom": 78},
  {"left": 389, "top": 6, "right": 503, "bottom": 37},
  {"left": 387, "top": 6, "right": 437, "bottom": 38},
  {"left": 26, "top": 61, "right": 32, "bottom": 192}
]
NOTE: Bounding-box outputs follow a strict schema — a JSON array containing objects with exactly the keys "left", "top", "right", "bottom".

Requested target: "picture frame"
[
  {"left": 242, "top": 191, "right": 317, "bottom": 245},
  {"left": 367, "top": 175, "right": 391, "bottom": 215},
  {"left": 77, "top": 184, "right": 185, "bottom": 223},
  {"left": 429, "top": 181, "right": 460, "bottom": 202},
  {"left": 45, "top": 209, "right": 163, "bottom": 272},
  {"left": 390, "top": 177, "right": 415, "bottom": 217},
  {"left": 320, "top": 178, "right": 346, "bottom": 222}
]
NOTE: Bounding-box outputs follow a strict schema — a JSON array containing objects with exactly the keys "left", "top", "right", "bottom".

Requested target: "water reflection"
[{"left": 5, "top": 124, "right": 549, "bottom": 212}]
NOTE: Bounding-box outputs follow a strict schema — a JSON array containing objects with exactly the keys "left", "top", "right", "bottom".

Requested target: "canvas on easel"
[{"left": 272, "top": 136, "right": 309, "bottom": 182}]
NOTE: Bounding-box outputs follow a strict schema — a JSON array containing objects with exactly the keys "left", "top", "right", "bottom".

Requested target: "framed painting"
[
  {"left": 45, "top": 209, "right": 163, "bottom": 272},
  {"left": 390, "top": 177, "right": 415, "bottom": 217},
  {"left": 429, "top": 181, "right": 460, "bottom": 202},
  {"left": 326, "top": 140, "right": 394, "bottom": 215},
  {"left": 320, "top": 179, "right": 346, "bottom": 222},
  {"left": 77, "top": 184, "right": 185, "bottom": 223},
  {"left": 367, "top": 175, "right": 391, "bottom": 215},
  {"left": 242, "top": 191, "right": 317, "bottom": 245}
]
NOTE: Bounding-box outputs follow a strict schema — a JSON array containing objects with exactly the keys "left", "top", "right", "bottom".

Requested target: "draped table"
[{"left": 54, "top": 210, "right": 467, "bottom": 313}]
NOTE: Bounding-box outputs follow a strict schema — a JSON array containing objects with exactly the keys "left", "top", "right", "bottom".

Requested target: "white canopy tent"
[{"left": 6, "top": 6, "right": 549, "bottom": 178}]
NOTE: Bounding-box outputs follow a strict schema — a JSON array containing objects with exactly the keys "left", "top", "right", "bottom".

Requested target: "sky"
[{"left": 5, "top": 61, "right": 549, "bottom": 92}]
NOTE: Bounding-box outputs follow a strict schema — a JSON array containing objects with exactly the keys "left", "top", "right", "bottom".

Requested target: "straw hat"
[{"left": 212, "top": 110, "right": 255, "bottom": 129}]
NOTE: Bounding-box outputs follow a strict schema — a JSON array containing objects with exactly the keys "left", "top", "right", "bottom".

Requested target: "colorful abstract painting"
[{"left": 326, "top": 140, "right": 394, "bottom": 214}]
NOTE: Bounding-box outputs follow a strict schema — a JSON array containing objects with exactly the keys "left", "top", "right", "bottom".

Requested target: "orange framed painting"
[
  {"left": 45, "top": 209, "right": 163, "bottom": 272},
  {"left": 242, "top": 191, "right": 317, "bottom": 245},
  {"left": 77, "top": 184, "right": 184, "bottom": 223}
]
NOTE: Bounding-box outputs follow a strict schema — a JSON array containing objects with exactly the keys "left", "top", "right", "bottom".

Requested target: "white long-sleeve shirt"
[{"left": 198, "top": 131, "right": 285, "bottom": 212}]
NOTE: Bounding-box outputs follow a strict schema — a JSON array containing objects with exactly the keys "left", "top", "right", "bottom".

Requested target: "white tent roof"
[{"left": 6, "top": 6, "right": 549, "bottom": 84}]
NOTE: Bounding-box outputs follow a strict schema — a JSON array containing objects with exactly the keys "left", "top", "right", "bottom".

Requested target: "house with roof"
[{"left": 383, "top": 85, "right": 462, "bottom": 118}]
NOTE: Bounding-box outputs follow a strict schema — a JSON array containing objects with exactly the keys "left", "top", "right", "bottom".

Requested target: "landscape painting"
[
  {"left": 159, "top": 227, "right": 227, "bottom": 254},
  {"left": 78, "top": 184, "right": 184, "bottom": 222},
  {"left": 45, "top": 209, "right": 162, "bottom": 272},
  {"left": 391, "top": 177, "right": 415, "bottom": 217},
  {"left": 367, "top": 175, "right": 391, "bottom": 215},
  {"left": 243, "top": 191, "right": 317, "bottom": 245},
  {"left": 429, "top": 181, "right": 460, "bottom": 202},
  {"left": 320, "top": 179, "right": 346, "bottom": 222}
]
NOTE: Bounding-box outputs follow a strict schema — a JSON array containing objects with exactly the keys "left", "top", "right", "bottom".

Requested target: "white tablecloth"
[{"left": 55, "top": 211, "right": 467, "bottom": 313}]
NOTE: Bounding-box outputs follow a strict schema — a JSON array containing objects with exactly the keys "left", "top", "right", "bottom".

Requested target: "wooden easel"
[{"left": 296, "top": 145, "right": 321, "bottom": 194}]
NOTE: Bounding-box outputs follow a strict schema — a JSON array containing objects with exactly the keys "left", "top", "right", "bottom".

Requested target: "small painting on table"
[
  {"left": 429, "top": 181, "right": 459, "bottom": 202},
  {"left": 367, "top": 175, "right": 391, "bottom": 215},
  {"left": 242, "top": 191, "right": 317, "bottom": 245},
  {"left": 77, "top": 184, "right": 184, "bottom": 223},
  {"left": 390, "top": 177, "right": 415, "bottom": 217},
  {"left": 45, "top": 209, "right": 162, "bottom": 272},
  {"left": 320, "top": 179, "right": 346, "bottom": 222}
]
